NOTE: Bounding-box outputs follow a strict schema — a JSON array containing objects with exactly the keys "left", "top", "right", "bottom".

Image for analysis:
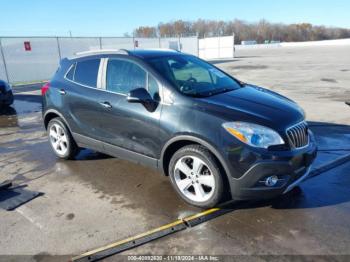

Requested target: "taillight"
[{"left": 41, "top": 82, "right": 50, "bottom": 96}]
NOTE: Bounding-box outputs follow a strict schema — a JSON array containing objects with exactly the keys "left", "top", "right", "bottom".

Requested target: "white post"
[
  {"left": 197, "top": 35, "right": 199, "bottom": 57},
  {"left": 99, "top": 37, "right": 102, "bottom": 49},
  {"left": 56, "top": 37, "right": 62, "bottom": 61},
  {"left": 0, "top": 38, "right": 10, "bottom": 83},
  {"left": 233, "top": 33, "right": 235, "bottom": 58},
  {"left": 218, "top": 36, "right": 221, "bottom": 59}
]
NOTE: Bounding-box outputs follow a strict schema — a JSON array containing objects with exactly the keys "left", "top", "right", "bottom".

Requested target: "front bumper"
[
  {"left": 282, "top": 166, "right": 311, "bottom": 194},
  {"left": 225, "top": 136, "right": 317, "bottom": 200}
]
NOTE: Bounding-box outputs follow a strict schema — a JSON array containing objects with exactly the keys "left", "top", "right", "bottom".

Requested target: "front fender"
[{"left": 159, "top": 134, "right": 231, "bottom": 181}]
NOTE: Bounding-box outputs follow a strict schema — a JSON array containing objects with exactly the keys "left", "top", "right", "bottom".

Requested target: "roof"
[
  {"left": 70, "top": 49, "right": 129, "bottom": 59},
  {"left": 128, "top": 49, "right": 182, "bottom": 59},
  {"left": 68, "top": 48, "right": 181, "bottom": 60}
]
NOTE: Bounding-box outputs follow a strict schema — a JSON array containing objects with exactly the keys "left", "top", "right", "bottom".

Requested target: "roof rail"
[
  {"left": 71, "top": 49, "right": 130, "bottom": 58},
  {"left": 141, "top": 48, "right": 180, "bottom": 52}
]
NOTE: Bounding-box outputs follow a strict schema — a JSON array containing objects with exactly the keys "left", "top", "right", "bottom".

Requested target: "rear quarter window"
[
  {"left": 71, "top": 59, "right": 100, "bottom": 87},
  {"left": 65, "top": 64, "right": 75, "bottom": 80}
]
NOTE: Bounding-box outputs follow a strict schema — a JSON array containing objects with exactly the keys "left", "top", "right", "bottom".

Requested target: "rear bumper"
[
  {"left": 0, "top": 90, "right": 14, "bottom": 106},
  {"left": 226, "top": 137, "right": 317, "bottom": 200}
]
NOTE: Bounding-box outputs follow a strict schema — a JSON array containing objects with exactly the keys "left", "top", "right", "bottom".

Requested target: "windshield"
[{"left": 146, "top": 55, "right": 242, "bottom": 97}]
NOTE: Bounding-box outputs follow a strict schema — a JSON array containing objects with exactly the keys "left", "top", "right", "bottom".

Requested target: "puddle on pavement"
[
  {"left": 12, "top": 94, "right": 42, "bottom": 114},
  {"left": 309, "top": 122, "right": 350, "bottom": 151},
  {"left": 0, "top": 106, "right": 18, "bottom": 128},
  {"left": 0, "top": 94, "right": 42, "bottom": 128},
  {"left": 55, "top": 149, "right": 200, "bottom": 218}
]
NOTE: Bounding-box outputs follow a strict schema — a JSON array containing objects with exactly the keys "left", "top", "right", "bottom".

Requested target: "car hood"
[{"left": 198, "top": 85, "right": 305, "bottom": 131}]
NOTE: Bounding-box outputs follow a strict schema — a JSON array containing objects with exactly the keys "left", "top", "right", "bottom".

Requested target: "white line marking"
[{"left": 16, "top": 206, "right": 44, "bottom": 230}]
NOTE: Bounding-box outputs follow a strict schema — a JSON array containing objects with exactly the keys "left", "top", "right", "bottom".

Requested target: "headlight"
[{"left": 222, "top": 122, "right": 284, "bottom": 149}]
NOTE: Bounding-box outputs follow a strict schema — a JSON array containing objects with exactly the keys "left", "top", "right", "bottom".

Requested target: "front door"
[{"left": 97, "top": 57, "right": 162, "bottom": 158}]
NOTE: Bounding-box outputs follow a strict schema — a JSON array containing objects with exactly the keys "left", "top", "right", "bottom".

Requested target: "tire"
[
  {"left": 47, "top": 117, "right": 79, "bottom": 160},
  {"left": 2, "top": 91, "right": 13, "bottom": 106},
  {"left": 168, "top": 144, "right": 224, "bottom": 208},
  {"left": 6, "top": 91, "right": 14, "bottom": 106}
]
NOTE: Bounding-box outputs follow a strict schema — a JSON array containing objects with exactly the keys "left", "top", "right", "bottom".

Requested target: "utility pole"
[
  {"left": 56, "top": 37, "right": 62, "bottom": 61},
  {"left": 0, "top": 38, "right": 10, "bottom": 83}
]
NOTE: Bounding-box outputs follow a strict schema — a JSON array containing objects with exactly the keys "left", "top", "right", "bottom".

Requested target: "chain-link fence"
[
  {"left": 0, "top": 37, "right": 61, "bottom": 84},
  {"left": 0, "top": 35, "right": 234, "bottom": 84}
]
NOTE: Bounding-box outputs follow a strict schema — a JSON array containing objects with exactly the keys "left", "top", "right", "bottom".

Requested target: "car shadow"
[
  {"left": 0, "top": 106, "right": 17, "bottom": 116},
  {"left": 75, "top": 149, "right": 113, "bottom": 161}
]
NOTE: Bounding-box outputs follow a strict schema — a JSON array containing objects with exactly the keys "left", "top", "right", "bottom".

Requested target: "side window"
[
  {"left": 148, "top": 74, "right": 159, "bottom": 100},
  {"left": 106, "top": 59, "right": 146, "bottom": 94},
  {"left": 66, "top": 63, "right": 75, "bottom": 80},
  {"left": 74, "top": 59, "right": 100, "bottom": 87}
]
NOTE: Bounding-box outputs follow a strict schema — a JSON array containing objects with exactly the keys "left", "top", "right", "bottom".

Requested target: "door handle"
[
  {"left": 99, "top": 101, "right": 112, "bottom": 108},
  {"left": 59, "top": 89, "right": 66, "bottom": 95}
]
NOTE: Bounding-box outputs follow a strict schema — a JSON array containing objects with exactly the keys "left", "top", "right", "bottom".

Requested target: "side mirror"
[
  {"left": 127, "top": 88, "right": 153, "bottom": 103},
  {"left": 127, "top": 88, "right": 157, "bottom": 111}
]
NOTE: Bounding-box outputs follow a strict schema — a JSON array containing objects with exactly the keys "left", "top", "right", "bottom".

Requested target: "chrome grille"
[{"left": 286, "top": 121, "right": 309, "bottom": 148}]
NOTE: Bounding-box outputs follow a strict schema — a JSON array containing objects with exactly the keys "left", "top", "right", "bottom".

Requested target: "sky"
[{"left": 1, "top": 0, "right": 349, "bottom": 37}]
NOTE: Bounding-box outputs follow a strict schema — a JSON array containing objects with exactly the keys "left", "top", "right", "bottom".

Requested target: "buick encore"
[{"left": 42, "top": 49, "right": 317, "bottom": 207}]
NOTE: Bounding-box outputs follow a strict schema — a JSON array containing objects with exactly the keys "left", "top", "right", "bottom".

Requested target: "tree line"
[{"left": 132, "top": 19, "right": 350, "bottom": 43}]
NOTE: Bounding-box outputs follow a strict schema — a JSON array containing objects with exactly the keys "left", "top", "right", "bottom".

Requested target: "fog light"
[{"left": 265, "top": 175, "right": 278, "bottom": 187}]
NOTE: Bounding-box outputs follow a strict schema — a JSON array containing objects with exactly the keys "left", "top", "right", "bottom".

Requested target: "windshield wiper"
[{"left": 200, "top": 87, "right": 235, "bottom": 97}]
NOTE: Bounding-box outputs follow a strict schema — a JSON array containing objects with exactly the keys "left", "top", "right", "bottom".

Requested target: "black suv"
[
  {"left": 42, "top": 49, "right": 317, "bottom": 208},
  {"left": 0, "top": 79, "right": 14, "bottom": 107}
]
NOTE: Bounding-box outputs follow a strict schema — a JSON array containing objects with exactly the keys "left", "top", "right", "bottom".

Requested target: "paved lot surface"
[
  {"left": 218, "top": 45, "right": 350, "bottom": 125},
  {"left": 0, "top": 46, "right": 350, "bottom": 261}
]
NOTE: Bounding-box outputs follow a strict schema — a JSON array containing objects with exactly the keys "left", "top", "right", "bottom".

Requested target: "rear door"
[
  {"left": 97, "top": 57, "right": 162, "bottom": 158},
  {"left": 64, "top": 58, "right": 105, "bottom": 144}
]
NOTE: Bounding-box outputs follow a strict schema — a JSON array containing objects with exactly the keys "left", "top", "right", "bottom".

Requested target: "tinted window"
[
  {"left": 66, "top": 63, "right": 75, "bottom": 80},
  {"left": 74, "top": 59, "right": 100, "bottom": 87},
  {"left": 106, "top": 59, "right": 146, "bottom": 94}
]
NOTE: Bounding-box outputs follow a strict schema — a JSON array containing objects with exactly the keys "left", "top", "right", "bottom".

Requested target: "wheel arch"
[
  {"left": 43, "top": 109, "right": 71, "bottom": 131},
  {"left": 160, "top": 135, "right": 231, "bottom": 181}
]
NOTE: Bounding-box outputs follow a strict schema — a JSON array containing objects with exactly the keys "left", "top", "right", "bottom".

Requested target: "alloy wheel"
[
  {"left": 173, "top": 155, "right": 215, "bottom": 203},
  {"left": 49, "top": 123, "right": 68, "bottom": 156}
]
